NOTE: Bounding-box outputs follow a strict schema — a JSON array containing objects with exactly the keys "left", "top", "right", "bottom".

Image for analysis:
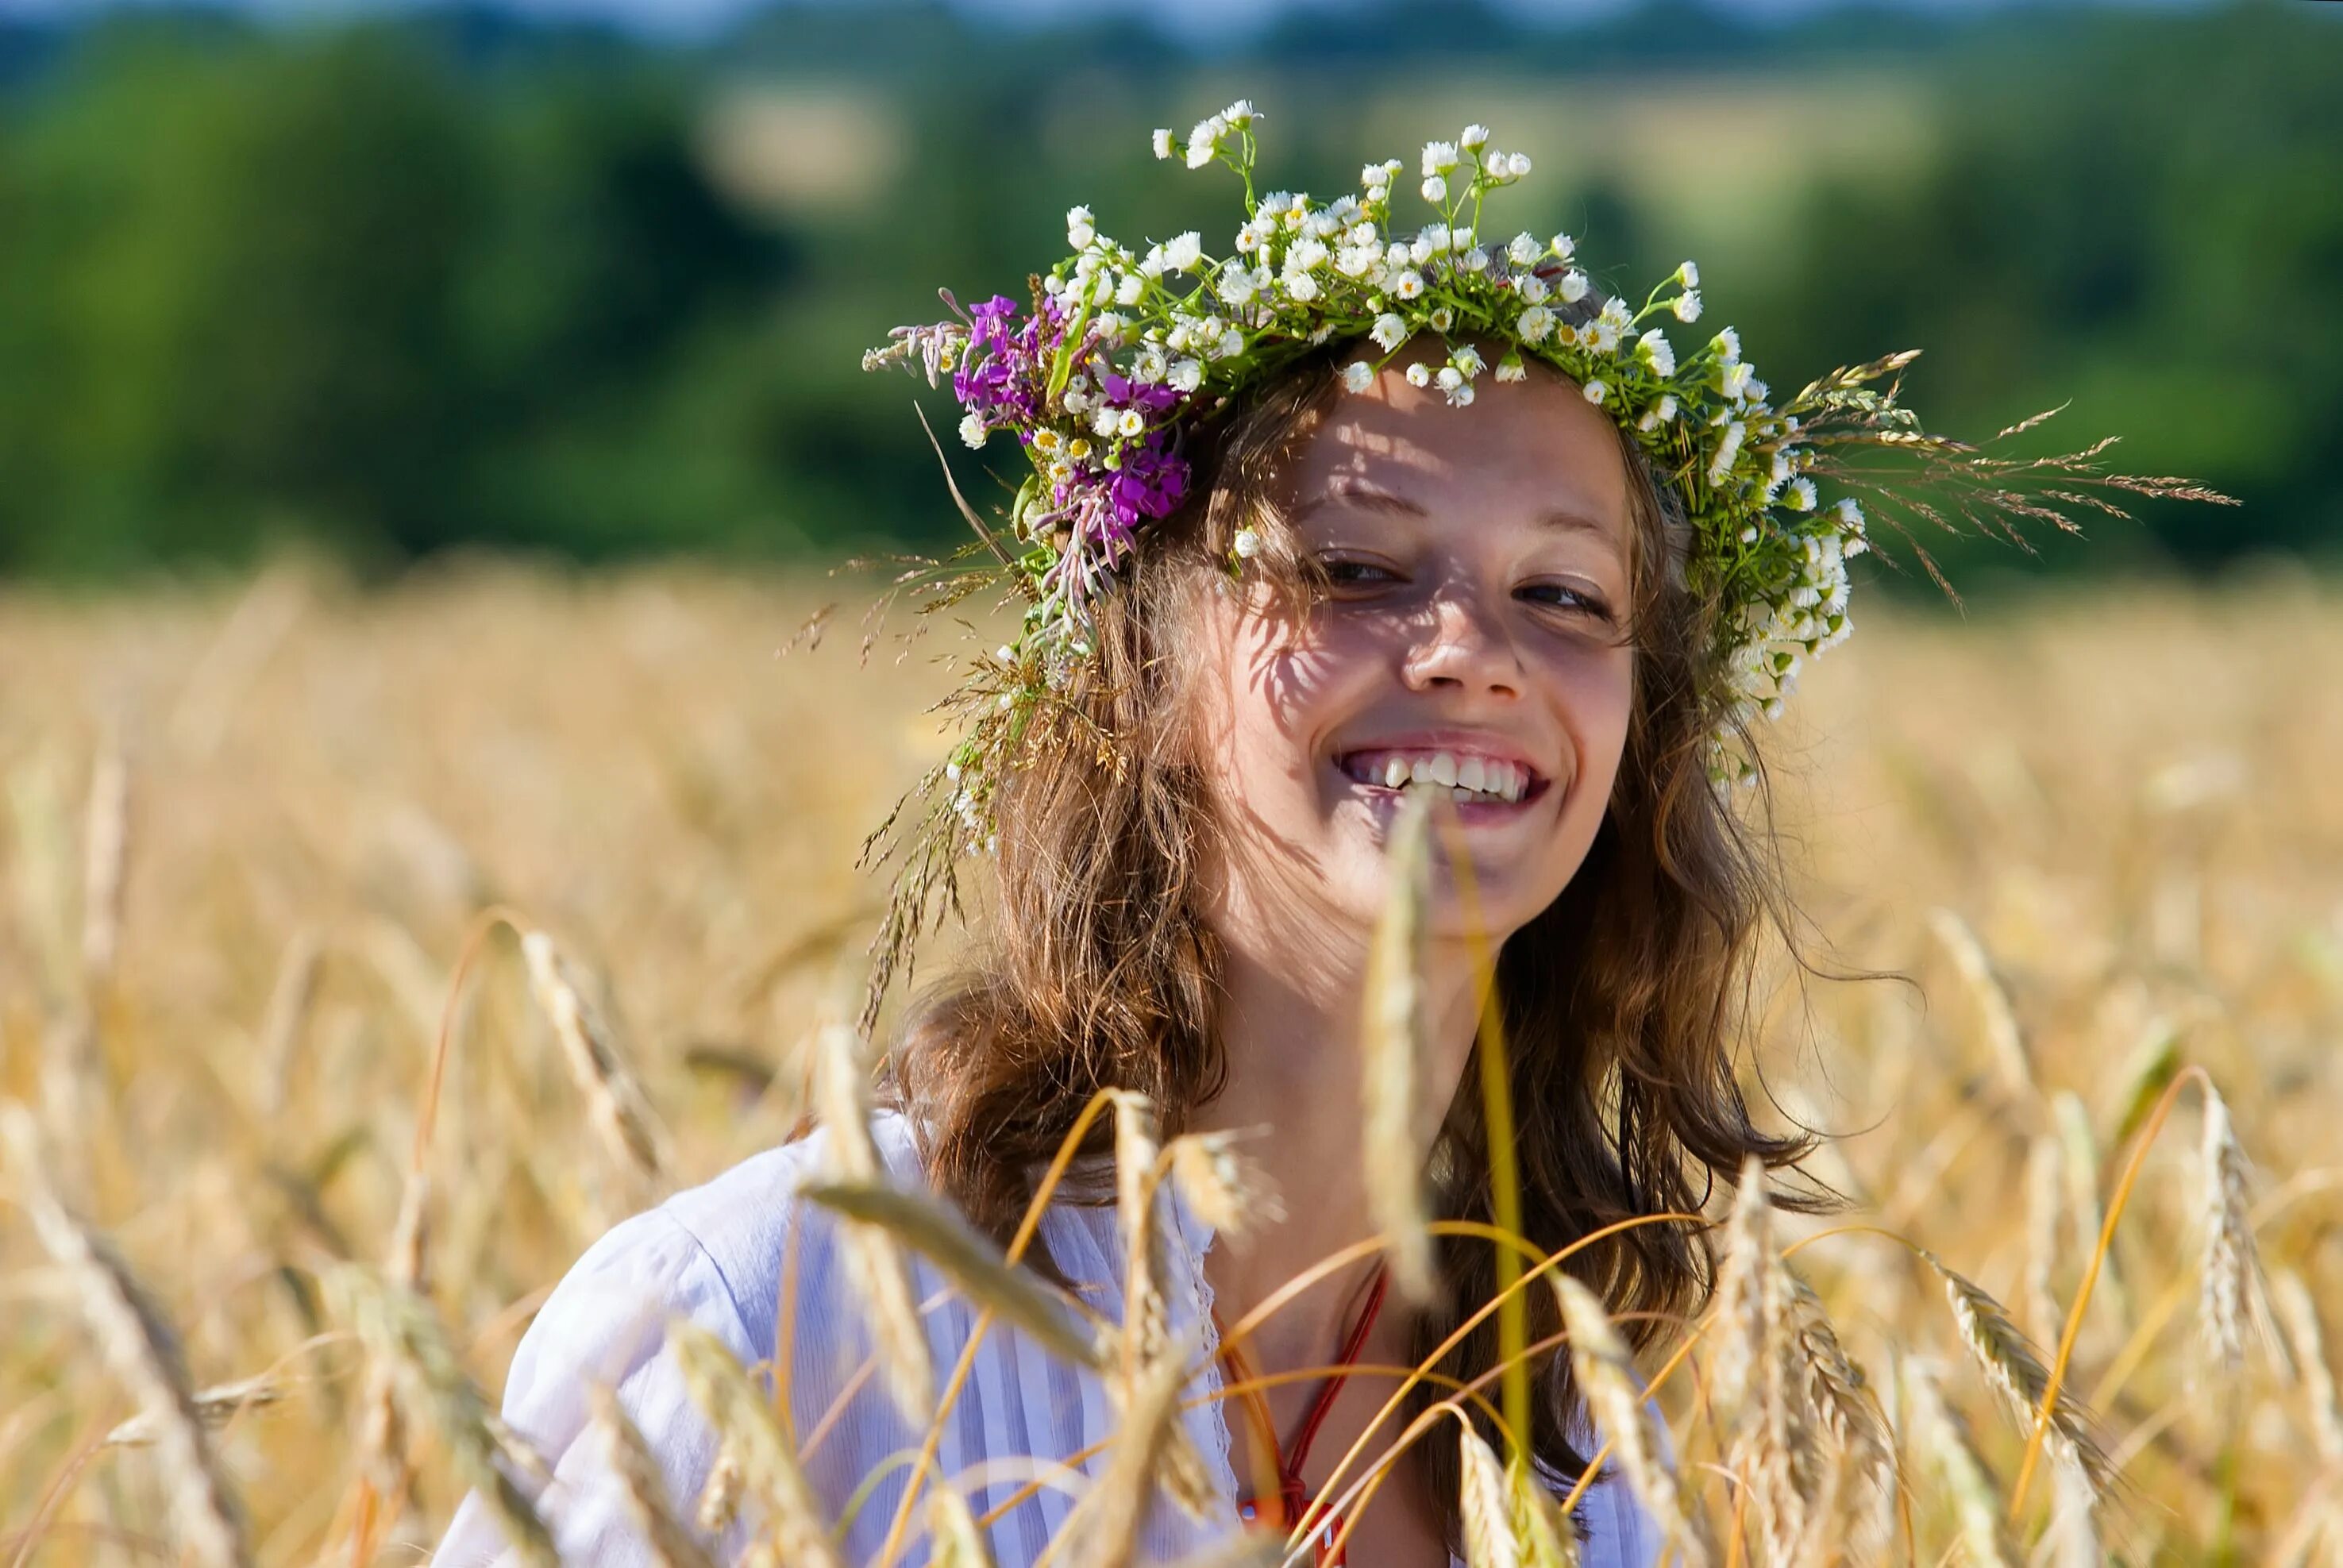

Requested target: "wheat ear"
[
  {"left": 1106, "top": 1090, "right": 1216, "bottom": 1520},
  {"left": 1056, "top": 1327, "right": 1190, "bottom": 1567},
  {"left": 1362, "top": 781, "right": 1439, "bottom": 1304},
  {"left": 1925, "top": 907, "right": 2035, "bottom": 1097},
  {"left": 667, "top": 1317, "right": 845, "bottom": 1568},
  {"left": 927, "top": 1477, "right": 996, "bottom": 1567},
  {"left": 1166, "top": 1129, "right": 1284, "bottom": 1239},
  {"left": 1510, "top": 1450, "right": 1581, "bottom": 1567},
  {"left": 1555, "top": 1273, "right": 1710, "bottom": 1568},
  {"left": 2271, "top": 1266, "right": 2343, "bottom": 1464},
  {"left": 696, "top": 1443, "right": 746, "bottom": 1534},
  {"left": 796, "top": 1177, "right": 1105, "bottom": 1369},
  {"left": 2197, "top": 1080, "right": 2275, "bottom": 1374},
  {"left": 1899, "top": 1355, "right": 2018, "bottom": 1568},
  {"left": 521, "top": 926, "right": 671, "bottom": 1182},
  {"left": 809, "top": 1017, "right": 935, "bottom": 1422},
  {"left": 2, "top": 1103, "right": 252, "bottom": 1568},
  {"left": 590, "top": 1382, "right": 721, "bottom": 1568},
  {"left": 1458, "top": 1420, "right": 1525, "bottom": 1568},
  {"left": 1919, "top": 1250, "right": 2113, "bottom": 1495},
  {"left": 79, "top": 729, "right": 129, "bottom": 990}
]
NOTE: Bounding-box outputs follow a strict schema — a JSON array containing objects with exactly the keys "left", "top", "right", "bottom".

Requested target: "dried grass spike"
[
  {"left": 2, "top": 1104, "right": 252, "bottom": 1568},
  {"left": 1362, "top": 782, "right": 1439, "bottom": 1304},
  {"left": 796, "top": 1178, "right": 1104, "bottom": 1369},
  {"left": 2271, "top": 1267, "right": 2343, "bottom": 1464},
  {"left": 667, "top": 1318, "right": 845, "bottom": 1568},
  {"left": 1510, "top": 1454, "right": 1580, "bottom": 1568},
  {"left": 2197, "top": 1080, "right": 2276, "bottom": 1375},
  {"left": 929, "top": 1479, "right": 996, "bottom": 1566},
  {"left": 1925, "top": 907, "right": 2034, "bottom": 1098},
  {"left": 1166, "top": 1130, "right": 1283, "bottom": 1239},
  {"left": 1060, "top": 1329, "right": 1191, "bottom": 1566},
  {"left": 1555, "top": 1274, "right": 1709, "bottom": 1568},
  {"left": 809, "top": 1018, "right": 935, "bottom": 1421},
  {"left": 590, "top": 1383, "right": 721, "bottom": 1568},
  {"left": 1457, "top": 1422, "right": 1524, "bottom": 1568},
  {"left": 696, "top": 1443, "right": 746, "bottom": 1535},
  {"left": 1918, "top": 1250, "right": 2112, "bottom": 1494},
  {"left": 1900, "top": 1356, "right": 2018, "bottom": 1568},
  {"left": 522, "top": 927, "right": 671, "bottom": 1181},
  {"left": 1708, "top": 1154, "right": 1772, "bottom": 1432},
  {"left": 325, "top": 1261, "right": 557, "bottom": 1568}
]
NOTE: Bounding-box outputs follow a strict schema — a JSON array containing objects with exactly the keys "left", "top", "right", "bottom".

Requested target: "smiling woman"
[{"left": 431, "top": 101, "right": 2229, "bottom": 1568}]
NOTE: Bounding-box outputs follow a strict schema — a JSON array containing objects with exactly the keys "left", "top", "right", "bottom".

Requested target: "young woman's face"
[{"left": 1191, "top": 338, "right": 1639, "bottom": 947}]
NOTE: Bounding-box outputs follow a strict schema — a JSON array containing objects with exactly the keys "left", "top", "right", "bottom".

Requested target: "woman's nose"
[{"left": 1401, "top": 584, "right": 1523, "bottom": 698}]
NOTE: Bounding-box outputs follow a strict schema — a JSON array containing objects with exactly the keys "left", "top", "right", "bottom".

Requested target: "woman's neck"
[{"left": 1190, "top": 912, "right": 1489, "bottom": 1384}]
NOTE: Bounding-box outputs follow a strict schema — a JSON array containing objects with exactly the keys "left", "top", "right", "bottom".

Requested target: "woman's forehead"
[{"left": 1281, "top": 375, "right": 1632, "bottom": 552}]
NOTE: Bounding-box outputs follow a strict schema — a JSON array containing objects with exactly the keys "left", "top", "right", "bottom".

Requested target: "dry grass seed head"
[
  {"left": 667, "top": 1317, "right": 845, "bottom": 1568},
  {"left": 326, "top": 1261, "right": 557, "bottom": 1568},
  {"left": 1921, "top": 1250, "right": 2113, "bottom": 1495},
  {"left": 2, "top": 1103, "right": 253, "bottom": 1568},
  {"left": 522, "top": 927, "right": 671, "bottom": 1182},
  {"left": 1457, "top": 1421, "right": 1524, "bottom": 1568},
  {"left": 590, "top": 1382, "right": 722, "bottom": 1568},
  {"left": 2198, "top": 1080, "right": 2279, "bottom": 1377},
  {"left": 928, "top": 1479, "right": 997, "bottom": 1567},
  {"left": 796, "top": 1177, "right": 1105, "bottom": 1370},
  {"left": 1060, "top": 1327, "right": 1192, "bottom": 1566},
  {"left": 1899, "top": 1355, "right": 2019, "bottom": 1568},
  {"left": 2271, "top": 1266, "right": 2343, "bottom": 1465},
  {"left": 1708, "top": 1154, "right": 1772, "bottom": 1434},
  {"left": 1554, "top": 1274, "right": 1710, "bottom": 1568},
  {"left": 810, "top": 1017, "right": 937, "bottom": 1421},
  {"left": 1166, "top": 1129, "right": 1283, "bottom": 1239},
  {"left": 1510, "top": 1453, "right": 1582, "bottom": 1568},
  {"left": 1924, "top": 907, "right": 2035, "bottom": 1098},
  {"left": 697, "top": 1443, "right": 746, "bottom": 1535}
]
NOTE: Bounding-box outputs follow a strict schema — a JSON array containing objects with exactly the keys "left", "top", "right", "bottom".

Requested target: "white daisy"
[
  {"left": 958, "top": 413, "right": 986, "bottom": 448},
  {"left": 1343, "top": 360, "right": 1375, "bottom": 393},
  {"left": 1066, "top": 205, "right": 1096, "bottom": 248},
  {"left": 1582, "top": 379, "right": 1609, "bottom": 406},
  {"left": 1370, "top": 312, "right": 1408, "bottom": 351},
  {"left": 1405, "top": 362, "right": 1432, "bottom": 387}
]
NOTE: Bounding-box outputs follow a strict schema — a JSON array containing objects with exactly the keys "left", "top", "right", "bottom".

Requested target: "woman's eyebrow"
[{"left": 1300, "top": 480, "right": 1620, "bottom": 543}]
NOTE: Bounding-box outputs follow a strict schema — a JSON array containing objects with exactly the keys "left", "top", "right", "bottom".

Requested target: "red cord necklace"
[{"left": 1212, "top": 1264, "right": 1390, "bottom": 1566}]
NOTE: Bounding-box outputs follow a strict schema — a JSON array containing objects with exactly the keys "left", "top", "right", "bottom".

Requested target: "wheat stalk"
[
  {"left": 796, "top": 1177, "right": 1106, "bottom": 1370},
  {"left": 1458, "top": 1420, "right": 1524, "bottom": 1568},
  {"left": 2023, "top": 1135, "right": 2064, "bottom": 1341},
  {"left": 591, "top": 1382, "right": 723, "bottom": 1568},
  {"left": 1782, "top": 1277, "right": 1896, "bottom": 1558},
  {"left": 522, "top": 926, "right": 671, "bottom": 1182},
  {"left": 1362, "top": 782, "right": 1439, "bottom": 1305},
  {"left": 1554, "top": 1273, "right": 1710, "bottom": 1568},
  {"left": 80, "top": 729, "right": 129, "bottom": 991},
  {"left": 2, "top": 1102, "right": 253, "bottom": 1568},
  {"left": 810, "top": 1016, "right": 936, "bottom": 1422},
  {"left": 668, "top": 1317, "right": 846, "bottom": 1568}
]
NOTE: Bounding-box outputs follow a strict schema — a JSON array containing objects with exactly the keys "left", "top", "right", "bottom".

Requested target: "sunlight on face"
[{"left": 1191, "top": 337, "right": 1638, "bottom": 948}]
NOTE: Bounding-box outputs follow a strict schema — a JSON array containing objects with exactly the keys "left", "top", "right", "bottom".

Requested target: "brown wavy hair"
[{"left": 883, "top": 302, "right": 1834, "bottom": 1546}]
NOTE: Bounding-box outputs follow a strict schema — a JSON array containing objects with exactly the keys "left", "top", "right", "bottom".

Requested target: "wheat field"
[{"left": 2, "top": 551, "right": 2339, "bottom": 1565}]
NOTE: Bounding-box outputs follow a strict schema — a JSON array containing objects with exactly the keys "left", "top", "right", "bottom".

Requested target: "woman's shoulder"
[{"left": 556, "top": 1111, "right": 927, "bottom": 1336}]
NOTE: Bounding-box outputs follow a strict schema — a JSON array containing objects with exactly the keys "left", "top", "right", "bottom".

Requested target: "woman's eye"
[
  {"left": 1520, "top": 581, "right": 1616, "bottom": 621},
  {"left": 1321, "top": 557, "right": 1401, "bottom": 587}
]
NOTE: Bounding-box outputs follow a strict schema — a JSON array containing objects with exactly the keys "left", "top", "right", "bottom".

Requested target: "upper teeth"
[{"left": 1357, "top": 750, "right": 1530, "bottom": 803}]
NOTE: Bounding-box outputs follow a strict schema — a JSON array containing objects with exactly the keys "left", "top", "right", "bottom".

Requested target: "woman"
[{"left": 434, "top": 103, "right": 2206, "bottom": 1568}]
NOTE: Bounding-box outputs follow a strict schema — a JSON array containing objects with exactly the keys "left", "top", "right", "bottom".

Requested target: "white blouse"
[{"left": 432, "top": 1110, "right": 1659, "bottom": 1567}]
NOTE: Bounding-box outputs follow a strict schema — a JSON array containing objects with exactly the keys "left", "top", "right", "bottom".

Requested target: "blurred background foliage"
[{"left": 0, "top": 0, "right": 2335, "bottom": 593}]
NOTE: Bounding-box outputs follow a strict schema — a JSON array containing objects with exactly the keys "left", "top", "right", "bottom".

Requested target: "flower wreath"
[{"left": 852, "top": 99, "right": 2233, "bottom": 1023}]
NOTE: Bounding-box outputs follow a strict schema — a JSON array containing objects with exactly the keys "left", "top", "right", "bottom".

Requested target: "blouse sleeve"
[{"left": 430, "top": 1206, "right": 759, "bottom": 1568}]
